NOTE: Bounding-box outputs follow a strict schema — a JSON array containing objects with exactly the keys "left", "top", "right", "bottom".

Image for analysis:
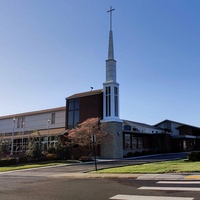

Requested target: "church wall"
[
  {"left": 178, "top": 126, "right": 193, "bottom": 135},
  {"left": 79, "top": 93, "right": 103, "bottom": 123},
  {"left": 0, "top": 108, "right": 65, "bottom": 135},
  {"left": 65, "top": 92, "right": 103, "bottom": 129},
  {"left": 100, "top": 121, "right": 123, "bottom": 159}
]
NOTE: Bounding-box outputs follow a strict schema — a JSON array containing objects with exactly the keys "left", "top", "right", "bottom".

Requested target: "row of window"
[
  {"left": 1, "top": 137, "right": 58, "bottom": 152},
  {"left": 124, "top": 133, "right": 143, "bottom": 149}
]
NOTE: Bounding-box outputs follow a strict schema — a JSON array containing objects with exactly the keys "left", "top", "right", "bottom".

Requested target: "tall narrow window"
[
  {"left": 124, "top": 134, "right": 131, "bottom": 149},
  {"left": 106, "top": 86, "right": 111, "bottom": 117},
  {"left": 17, "top": 118, "right": 21, "bottom": 128},
  {"left": 67, "top": 98, "right": 80, "bottom": 129},
  {"left": 51, "top": 113, "right": 55, "bottom": 124},
  {"left": 114, "top": 87, "right": 118, "bottom": 116},
  {"left": 17, "top": 117, "right": 25, "bottom": 128}
]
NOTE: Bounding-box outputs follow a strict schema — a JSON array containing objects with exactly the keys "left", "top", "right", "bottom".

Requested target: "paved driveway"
[{"left": 0, "top": 152, "right": 188, "bottom": 178}]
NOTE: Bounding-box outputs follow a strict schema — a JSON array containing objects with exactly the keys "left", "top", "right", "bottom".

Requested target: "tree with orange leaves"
[{"left": 67, "top": 117, "right": 111, "bottom": 157}]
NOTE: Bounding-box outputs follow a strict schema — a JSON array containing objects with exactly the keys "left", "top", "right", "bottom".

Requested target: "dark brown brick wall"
[
  {"left": 179, "top": 126, "right": 193, "bottom": 135},
  {"left": 79, "top": 92, "right": 103, "bottom": 123},
  {"left": 172, "top": 138, "right": 196, "bottom": 151},
  {"left": 149, "top": 134, "right": 171, "bottom": 152}
]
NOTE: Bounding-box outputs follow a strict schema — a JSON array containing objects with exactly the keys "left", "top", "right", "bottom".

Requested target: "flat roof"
[
  {"left": 155, "top": 119, "right": 200, "bottom": 130},
  {"left": 0, "top": 106, "right": 66, "bottom": 120},
  {"left": 67, "top": 89, "right": 103, "bottom": 99}
]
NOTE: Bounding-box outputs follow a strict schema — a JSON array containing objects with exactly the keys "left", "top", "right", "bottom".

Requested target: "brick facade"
[{"left": 100, "top": 122, "right": 123, "bottom": 159}]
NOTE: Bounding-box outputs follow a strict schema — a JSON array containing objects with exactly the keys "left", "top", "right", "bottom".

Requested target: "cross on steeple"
[{"left": 107, "top": 6, "right": 115, "bottom": 31}]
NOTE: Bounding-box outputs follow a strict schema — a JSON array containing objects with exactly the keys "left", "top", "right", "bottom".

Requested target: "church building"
[
  {"left": 64, "top": 7, "right": 200, "bottom": 158},
  {"left": 1, "top": 8, "right": 200, "bottom": 158}
]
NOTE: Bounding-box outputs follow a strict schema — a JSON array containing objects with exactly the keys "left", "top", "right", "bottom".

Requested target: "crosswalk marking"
[
  {"left": 138, "top": 186, "right": 200, "bottom": 192},
  {"left": 109, "top": 194, "right": 194, "bottom": 200},
  {"left": 110, "top": 179, "right": 200, "bottom": 200},
  {"left": 157, "top": 181, "right": 200, "bottom": 184}
]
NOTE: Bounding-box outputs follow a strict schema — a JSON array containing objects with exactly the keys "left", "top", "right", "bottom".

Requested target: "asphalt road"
[
  {"left": 0, "top": 152, "right": 191, "bottom": 200},
  {"left": 0, "top": 177, "right": 200, "bottom": 200}
]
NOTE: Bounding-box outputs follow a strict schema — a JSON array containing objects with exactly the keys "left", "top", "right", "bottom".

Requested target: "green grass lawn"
[
  {"left": 97, "top": 160, "right": 200, "bottom": 174},
  {"left": 0, "top": 160, "right": 79, "bottom": 172},
  {"left": 2, "top": 159, "right": 200, "bottom": 174}
]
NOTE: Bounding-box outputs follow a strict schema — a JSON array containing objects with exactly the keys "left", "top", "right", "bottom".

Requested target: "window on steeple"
[
  {"left": 106, "top": 86, "right": 111, "bottom": 117},
  {"left": 114, "top": 87, "right": 118, "bottom": 116}
]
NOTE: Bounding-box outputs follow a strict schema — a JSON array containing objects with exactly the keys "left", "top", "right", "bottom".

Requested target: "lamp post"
[
  {"left": 92, "top": 134, "right": 97, "bottom": 171},
  {"left": 47, "top": 119, "right": 50, "bottom": 149},
  {"left": 10, "top": 117, "right": 15, "bottom": 156}
]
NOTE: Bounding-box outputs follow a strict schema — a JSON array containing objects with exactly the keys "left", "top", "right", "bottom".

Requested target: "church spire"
[
  {"left": 102, "top": 6, "right": 122, "bottom": 123},
  {"left": 106, "top": 6, "right": 116, "bottom": 83},
  {"left": 107, "top": 6, "right": 115, "bottom": 60},
  {"left": 108, "top": 30, "right": 114, "bottom": 60}
]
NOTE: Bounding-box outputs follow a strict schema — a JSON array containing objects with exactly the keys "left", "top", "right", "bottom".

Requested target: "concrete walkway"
[{"left": 51, "top": 172, "right": 200, "bottom": 180}]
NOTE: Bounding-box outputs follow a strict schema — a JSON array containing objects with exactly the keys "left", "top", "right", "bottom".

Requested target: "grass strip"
[
  {"left": 97, "top": 160, "right": 200, "bottom": 174},
  {"left": 0, "top": 160, "right": 79, "bottom": 172}
]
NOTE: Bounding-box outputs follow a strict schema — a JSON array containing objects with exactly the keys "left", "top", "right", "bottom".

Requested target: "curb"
[{"left": 51, "top": 173, "right": 200, "bottom": 180}]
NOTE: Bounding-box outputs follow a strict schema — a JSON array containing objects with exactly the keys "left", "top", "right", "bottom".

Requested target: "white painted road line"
[
  {"left": 109, "top": 194, "right": 194, "bottom": 200},
  {"left": 157, "top": 181, "right": 200, "bottom": 184},
  {"left": 138, "top": 186, "right": 200, "bottom": 192}
]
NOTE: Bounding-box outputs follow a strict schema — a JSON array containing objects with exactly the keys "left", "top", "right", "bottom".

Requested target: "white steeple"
[{"left": 102, "top": 6, "right": 122, "bottom": 123}]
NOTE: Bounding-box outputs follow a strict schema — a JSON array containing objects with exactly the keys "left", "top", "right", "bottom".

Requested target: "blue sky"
[{"left": 0, "top": 0, "right": 200, "bottom": 126}]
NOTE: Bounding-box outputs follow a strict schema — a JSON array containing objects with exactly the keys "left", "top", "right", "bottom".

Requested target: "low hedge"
[
  {"left": 187, "top": 151, "right": 200, "bottom": 161},
  {"left": 0, "top": 158, "right": 17, "bottom": 167}
]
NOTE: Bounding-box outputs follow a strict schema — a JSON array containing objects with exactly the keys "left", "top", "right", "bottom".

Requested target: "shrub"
[
  {"left": 127, "top": 151, "right": 142, "bottom": 157},
  {"left": 48, "top": 147, "right": 56, "bottom": 154},
  {"left": 0, "top": 158, "right": 17, "bottom": 166},
  {"left": 18, "top": 156, "right": 28, "bottom": 164},
  {"left": 0, "top": 159, "right": 8, "bottom": 166},
  {"left": 79, "top": 156, "right": 90, "bottom": 162},
  {"left": 142, "top": 150, "right": 148, "bottom": 155},
  {"left": 187, "top": 151, "right": 200, "bottom": 161},
  {"left": 134, "top": 151, "right": 141, "bottom": 156},
  {"left": 26, "top": 139, "right": 42, "bottom": 159},
  {"left": 127, "top": 152, "right": 135, "bottom": 157},
  {"left": 7, "top": 158, "right": 17, "bottom": 165},
  {"left": 45, "top": 153, "right": 58, "bottom": 160}
]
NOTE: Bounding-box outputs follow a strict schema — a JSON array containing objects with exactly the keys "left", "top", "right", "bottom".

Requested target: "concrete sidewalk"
[{"left": 51, "top": 172, "right": 200, "bottom": 180}]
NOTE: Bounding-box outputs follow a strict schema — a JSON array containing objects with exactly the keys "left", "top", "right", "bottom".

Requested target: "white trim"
[
  {"left": 110, "top": 194, "right": 193, "bottom": 200},
  {"left": 139, "top": 186, "right": 200, "bottom": 192}
]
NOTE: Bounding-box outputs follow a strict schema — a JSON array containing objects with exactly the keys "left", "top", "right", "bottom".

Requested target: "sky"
[{"left": 0, "top": 0, "right": 200, "bottom": 126}]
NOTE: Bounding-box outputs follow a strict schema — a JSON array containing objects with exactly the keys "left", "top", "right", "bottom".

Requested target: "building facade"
[
  {"left": 0, "top": 107, "right": 65, "bottom": 155},
  {"left": 1, "top": 8, "right": 200, "bottom": 158}
]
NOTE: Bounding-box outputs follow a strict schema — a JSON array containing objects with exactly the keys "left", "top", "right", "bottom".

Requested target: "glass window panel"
[
  {"left": 68, "top": 99, "right": 74, "bottom": 110},
  {"left": 138, "top": 137, "right": 143, "bottom": 149},
  {"left": 106, "top": 95, "right": 111, "bottom": 117},
  {"left": 115, "top": 95, "right": 118, "bottom": 116},
  {"left": 75, "top": 99, "right": 80, "bottom": 110},
  {"left": 68, "top": 111, "right": 73, "bottom": 129},
  {"left": 125, "top": 134, "right": 131, "bottom": 149},
  {"left": 51, "top": 113, "right": 55, "bottom": 124},
  {"left": 74, "top": 110, "right": 79, "bottom": 126},
  {"left": 106, "top": 87, "right": 111, "bottom": 95},
  {"left": 114, "top": 87, "right": 118, "bottom": 95},
  {"left": 132, "top": 137, "right": 137, "bottom": 149},
  {"left": 17, "top": 118, "right": 21, "bottom": 128}
]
